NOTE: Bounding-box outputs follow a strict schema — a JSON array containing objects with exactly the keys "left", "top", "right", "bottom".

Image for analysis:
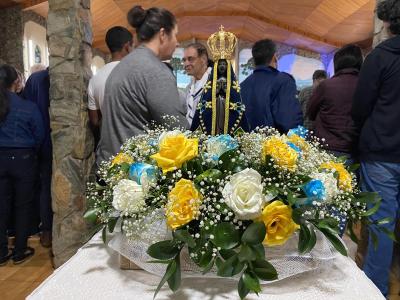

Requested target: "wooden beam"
[
  {"left": 20, "top": 0, "right": 47, "bottom": 9},
  {"left": 175, "top": 10, "right": 343, "bottom": 48}
]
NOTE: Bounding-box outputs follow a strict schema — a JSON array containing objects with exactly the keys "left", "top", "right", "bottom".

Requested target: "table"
[{"left": 28, "top": 233, "right": 384, "bottom": 300}]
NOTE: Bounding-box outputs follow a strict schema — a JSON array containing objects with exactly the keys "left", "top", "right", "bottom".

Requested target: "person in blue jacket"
[
  {"left": 23, "top": 68, "right": 53, "bottom": 248},
  {"left": 0, "top": 65, "right": 44, "bottom": 265},
  {"left": 241, "top": 39, "right": 303, "bottom": 133}
]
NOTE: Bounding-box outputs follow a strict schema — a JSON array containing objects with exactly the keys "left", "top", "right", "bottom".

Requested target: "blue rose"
[
  {"left": 206, "top": 135, "right": 239, "bottom": 161},
  {"left": 302, "top": 179, "right": 326, "bottom": 205},
  {"left": 288, "top": 126, "right": 308, "bottom": 138},
  {"left": 129, "top": 162, "right": 157, "bottom": 185}
]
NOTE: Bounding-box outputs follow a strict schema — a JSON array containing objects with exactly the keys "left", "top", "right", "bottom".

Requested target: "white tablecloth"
[{"left": 28, "top": 233, "right": 384, "bottom": 300}]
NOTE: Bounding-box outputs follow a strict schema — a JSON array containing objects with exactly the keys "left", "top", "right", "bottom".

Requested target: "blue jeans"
[{"left": 361, "top": 161, "right": 400, "bottom": 297}]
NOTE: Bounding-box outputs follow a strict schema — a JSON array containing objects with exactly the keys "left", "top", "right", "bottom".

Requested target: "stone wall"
[
  {"left": 23, "top": 10, "right": 47, "bottom": 28},
  {"left": 0, "top": 6, "right": 24, "bottom": 71},
  {"left": 47, "top": 0, "right": 94, "bottom": 267}
]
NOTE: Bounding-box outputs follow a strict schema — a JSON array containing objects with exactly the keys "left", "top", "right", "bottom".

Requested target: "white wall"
[
  {"left": 91, "top": 56, "right": 106, "bottom": 75},
  {"left": 23, "top": 21, "right": 48, "bottom": 77}
]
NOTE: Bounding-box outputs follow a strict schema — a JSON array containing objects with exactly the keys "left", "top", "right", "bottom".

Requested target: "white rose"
[
  {"left": 112, "top": 179, "right": 145, "bottom": 216},
  {"left": 222, "top": 168, "right": 268, "bottom": 220}
]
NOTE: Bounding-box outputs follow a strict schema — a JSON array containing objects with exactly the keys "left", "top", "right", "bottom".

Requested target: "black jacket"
[{"left": 352, "top": 35, "right": 400, "bottom": 162}]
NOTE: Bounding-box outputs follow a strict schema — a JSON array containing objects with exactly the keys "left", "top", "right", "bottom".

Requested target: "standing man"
[
  {"left": 352, "top": 0, "right": 400, "bottom": 296},
  {"left": 88, "top": 26, "right": 133, "bottom": 130},
  {"left": 299, "top": 70, "right": 327, "bottom": 130},
  {"left": 240, "top": 39, "right": 303, "bottom": 132},
  {"left": 182, "top": 43, "right": 212, "bottom": 126},
  {"left": 23, "top": 68, "right": 52, "bottom": 248}
]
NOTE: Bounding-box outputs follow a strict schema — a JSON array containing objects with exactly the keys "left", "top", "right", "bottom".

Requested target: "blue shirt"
[
  {"left": 0, "top": 92, "right": 44, "bottom": 149},
  {"left": 240, "top": 66, "right": 303, "bottom": 133}
]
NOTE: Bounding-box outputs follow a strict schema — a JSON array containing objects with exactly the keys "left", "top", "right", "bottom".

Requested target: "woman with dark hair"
[
  {"left": 97, "top": 6, "right": 188, "bottom": 166},
  {"left": 307, "top": 44, "right": 363, "bottom": 162},
  {"left": 0, "top": 64, "right": 44, "bottom": 266}
]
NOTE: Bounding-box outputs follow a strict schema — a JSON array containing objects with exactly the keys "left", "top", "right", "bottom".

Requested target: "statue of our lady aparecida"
[{"left": 190, "top": 26, "right": 248, "bottom": 135}]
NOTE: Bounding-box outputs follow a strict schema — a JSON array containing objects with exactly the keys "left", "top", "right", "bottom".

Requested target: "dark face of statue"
[{"left": 217, "top": 59, "right": 228, "bottom": 76}]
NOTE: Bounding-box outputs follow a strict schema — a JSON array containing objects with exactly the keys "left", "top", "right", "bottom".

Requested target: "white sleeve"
[{"left": 87, "top": 79, "right": 99, "bottom": 111}]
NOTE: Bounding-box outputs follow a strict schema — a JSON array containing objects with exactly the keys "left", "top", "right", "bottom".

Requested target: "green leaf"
[
  {"left": 147, "top": 240, "right": 180, "bottom": 260},
  {"left": 120, "top": 162, "right": 131, "bottom": 173},
  {"left": 252, "top": 259, "right": 278, "bottom": 281},
  {"left": 238, "top": 244, "right": 257, "bottom": 262},
  {"left": 251, "top": 244, "right": 265, "bottom": 259},
  {"left": 346, "top": 222, "right": 359, "bottom": 244},
  {"left": 213, "top": 222, "right": 240, "bottom": 249},
  {"left": 101, "top": 226, "right": 107, "bottom": 244},
  {"left": 238, "top": 275, "right": 250, "bottom": 300},
  {"left": 241, "top": 222, "right": 266, "bottom": 245},
  {"left": 153, "top": 259, "right": 177, "bottom": 299},
  {"left": 167, "top": 256, "right": 181, "bottom": 292},
  {"left": 232, "top": 260, "right": 245, "bottom": 276},
  {"left": 317, "top": 218, "right": 339, "bottom": 232},
  {"left": 361, "top": 201, "right": 381, "bottom": 217},
  {"left": 194, "top": 169, "right": 223, "bottom": 185},
  {"left": 173, "top": 229, "right": 196, "bottom": 248},
  {"left": 374, "top": 217, "right": 392, "bottom": 226},
  {"left": 378, "top": 227, "right": 398, "bottom": 243},
  {"left": 219, "top": 249, "right": 237, "bottom": 260},
  {"left": 242, "top": 271, "right": 261, "bottom": 293},
  {"left": 319, "top": 228, "right": 347, "bottom": 256},
  {"left": 348, "top": 163, "right": 360, "bottom": 172},
  {"left": 298, "top": 224, "right": 311, "bottom": 254},
  {"left": 216, "top": 255, "right": 237, "bottom": 277},
  {"left": 198, "top": 245, "right": 213, "bottom": 268},
  {"left": 356, "top": 192, "right": 381, "bottom": 204},
  {"left": 202, "top": 257, "right": 215, "bottom": 274},
  {"left": 108, "top": 217, "right": 118, "bottom": 233},
  {"left": 307, "top": 226, "right": 317, "bottom": 253},
  {"left": 83, "top": 208, "right": 99, "bottom": 224},
  {"left": 370, "top": 230, "right": 378, "bottom": 251}
]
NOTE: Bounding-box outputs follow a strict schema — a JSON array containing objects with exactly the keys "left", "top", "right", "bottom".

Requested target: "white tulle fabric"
[
  {"left": 28, "top": 232, "right": 384, "bottom": 300},
  {"left": 108, "top": 216, "right": 337, "bottom": 281}
]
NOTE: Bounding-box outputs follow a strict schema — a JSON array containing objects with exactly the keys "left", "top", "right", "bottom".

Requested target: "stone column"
[
  {"left": 47, "top": 0, "right": 94, "bottom": 267},
  {"left": 0, "top": 6, "right": 24, "bottom": 71}
]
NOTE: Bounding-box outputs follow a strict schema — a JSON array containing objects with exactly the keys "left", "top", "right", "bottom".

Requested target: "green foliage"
[
  {"left": 147, "top": 240, "right": 181, "bottom": 260},
  {"left": 83, "top": 208, "right": 99, "bottom": 224},
  {"left": 212, "top": 222, "right": 240, "bottom": 249},
  {"left": 241, "top": 222, "right": 266, "bottom": 245}
]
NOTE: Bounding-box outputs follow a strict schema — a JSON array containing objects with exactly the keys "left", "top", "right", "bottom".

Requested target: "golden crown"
[{"left": 207, "top": 25, "right": 237, "bottom": 61}]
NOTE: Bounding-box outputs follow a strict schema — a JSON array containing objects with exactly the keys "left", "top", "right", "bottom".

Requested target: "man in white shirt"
[
  {"left": 182, "top": 43, "right": 212, "bottom": 125},
  {"left": 88, "top": 26, "right": 133, "bottom": 129}
]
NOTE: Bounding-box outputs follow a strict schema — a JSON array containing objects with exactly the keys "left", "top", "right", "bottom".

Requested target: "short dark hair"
[
  {"left": 312, "top": 70, "right": 328, "bottom": 81},
  {"left": 334, "top": 44, "right": 363, "bottom": 73},
  {"left": 0, "top": 64, "right": 18, "bottom": 121},
  {"left": 185, "top": 43, "right": 209, "bottom": 60},
  {"left": 377, "top": 0, "right": 400, "bottom": 35},
  {"left": 252, "top": 39, "right": 276, "bottom": 66},
  {"left": 105, "top": 26, "right": 133, "bottom": 53},
  {"left": 127, "top": 6, "right": 176, "bottom": 42}
]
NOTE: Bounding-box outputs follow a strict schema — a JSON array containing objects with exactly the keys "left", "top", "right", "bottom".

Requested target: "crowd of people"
[{"left": 0, "top": 0, "right": 399, "bottom": 297}]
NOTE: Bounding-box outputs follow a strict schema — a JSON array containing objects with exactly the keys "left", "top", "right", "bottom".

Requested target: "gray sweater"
[{"left": 96, "top": 45, "right": 188, "bottom": 165}]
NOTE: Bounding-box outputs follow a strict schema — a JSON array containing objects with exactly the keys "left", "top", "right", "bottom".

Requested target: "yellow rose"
[
  {"left": 320, "top": 162, "right": 352, "bottom": 191},
  {"left": 262, "top": 137, "right": 298, "bottom": 171},
  {"left": 257, "top": 200, "right": 299, "bottom": 246},
  {"left": 112, "top": 152, "right": 134, "bottom": 166},
  {"left": 166, "top": 179, "right": 202, "bottom": 230},
  {"left": 151, "top": 134, "right": 198, "bottom": 174}
]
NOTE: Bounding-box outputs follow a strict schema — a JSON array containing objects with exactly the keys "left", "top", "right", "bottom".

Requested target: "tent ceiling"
[{"left": 11, "top": 0, "right": 376, "bottom": 54}]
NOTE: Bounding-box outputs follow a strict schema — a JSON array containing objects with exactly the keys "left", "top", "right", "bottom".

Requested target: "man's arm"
[
  {"left": 87, "top": 79, "right": 102, "bottom": 128},
  {"left": 352, "top": 51, "right": 381, "bottom": 128},
  {"left": 272, "top": 74, "right": 303, "bottom": 133},
  {"left": 307, "top": 84, "right": 324, "bottom": 121}
]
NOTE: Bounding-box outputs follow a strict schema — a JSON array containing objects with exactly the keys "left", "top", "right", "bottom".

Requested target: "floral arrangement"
[{"left": 86, "top": 125, "right": 388, "bottom": 299}]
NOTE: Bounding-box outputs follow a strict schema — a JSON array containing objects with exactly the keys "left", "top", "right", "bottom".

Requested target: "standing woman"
[
  {"left": 0, "top": 65, "right": 44, "bottom": 265},
  {"left": 97, "top": 5, "right": 188, "bottom": 165}
]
